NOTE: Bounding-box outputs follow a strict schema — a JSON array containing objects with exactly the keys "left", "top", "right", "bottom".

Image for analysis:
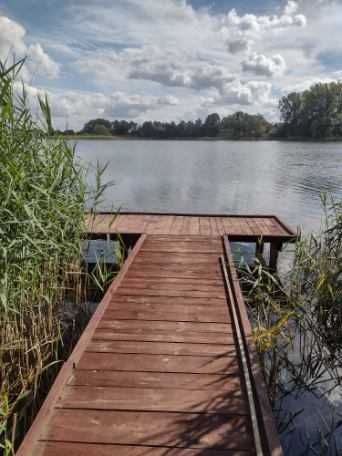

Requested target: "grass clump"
[{"left": 0, "top": 60, "right": 99, "bottom": 453}]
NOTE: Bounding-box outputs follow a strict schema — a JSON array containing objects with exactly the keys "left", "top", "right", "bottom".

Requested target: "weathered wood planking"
[
  {"left": 85, "top": 212, "right": 296, "bottom": 240},
  {"left": 18, "top": 234, "right": 283, "bottom": 456}
]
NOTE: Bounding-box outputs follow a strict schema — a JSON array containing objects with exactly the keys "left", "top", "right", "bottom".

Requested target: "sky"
[{"left": 0, "top": 0, "right": 341, "bottom": 129}]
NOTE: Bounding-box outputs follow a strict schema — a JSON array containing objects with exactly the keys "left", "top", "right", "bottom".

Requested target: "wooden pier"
[{"left": 17, "top": 214, "right": 295, "bottom": 456}]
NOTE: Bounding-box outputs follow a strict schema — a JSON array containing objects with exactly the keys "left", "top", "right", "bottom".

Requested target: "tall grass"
[
  {"left": 239, "top": 197, "right": 342, "bottom": 452},
  {"left": 0, "top": 60, "right": 107, "bottom": 453}
]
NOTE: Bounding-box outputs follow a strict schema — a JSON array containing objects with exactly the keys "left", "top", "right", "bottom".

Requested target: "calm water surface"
[{"left": 77, "top": 139, "right": 342, "bottom": 233}]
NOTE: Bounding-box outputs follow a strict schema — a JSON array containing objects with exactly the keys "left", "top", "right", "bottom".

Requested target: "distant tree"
[
  {"left": 93, "top": 124, "right": 111, "bottom": 136},
  {"left": 279, "top": 82, "right": 342, "bottom": 139},
  {"left": 111, "top": 120, "right": 137, "bottom": 136},
  {"left": 82, "top": 118, "right": 112, "bottom": 135},
  {"left": 220, "top": 112, "right": 271, "bottom": 138},
  {"left": 204, "top": 113, "right": 221, "bottom": 137}
]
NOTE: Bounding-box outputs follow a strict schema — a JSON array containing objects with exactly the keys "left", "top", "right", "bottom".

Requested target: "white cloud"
[
  {"left": 129, "top": 59, "right": 234, "bottom": 92},
  {"left": 224, "top": 1, "right": 307, "bottom": 34},
  {"left": 0, "top": 15, "right": 59, "bottom": 80},
  {"left": 0, "top": 16, "right": 26, "bottom": 59},
  {"left": 242, "top": 53, "right": 287, "bottom": 77},
  {"left": 27, "top": 44, "right": 59, "bottom": 79},
  {"left": 222, "top": 80, "right": 274, "bottom": 105},
  {"left": 202, "top": 79, "right": 274, "bottom": 108},
  {"left": 284, "top": 1, "right": 299, "bottom": 15}
]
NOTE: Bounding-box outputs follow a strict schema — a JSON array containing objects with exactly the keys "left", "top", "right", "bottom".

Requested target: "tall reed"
[
  {"left": 239, "top": 197, "right": 342, "bottom": 452},
  {"left": 0, "top": 60, "right": 105, "bottom": 453}
]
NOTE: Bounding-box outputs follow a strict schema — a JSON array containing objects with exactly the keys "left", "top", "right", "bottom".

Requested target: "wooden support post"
[{"left": 269, "top": 240, "right": 282, "bottom": 272}]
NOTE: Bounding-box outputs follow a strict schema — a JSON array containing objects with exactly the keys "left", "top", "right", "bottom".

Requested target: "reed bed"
[
  {"left": 240, "top": 196, "right": 342, "bottom": 453},
  {"left": 0, "top": 60, "right": 112, "bottom": 453}
]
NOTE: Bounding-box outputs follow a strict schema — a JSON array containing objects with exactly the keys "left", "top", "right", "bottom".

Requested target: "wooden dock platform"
[
  {"left": 18, "top": 214, "right": 294, "bottom": 456},
  {"left": 86, "top": 212, "right": 295, "bottom": 241}
]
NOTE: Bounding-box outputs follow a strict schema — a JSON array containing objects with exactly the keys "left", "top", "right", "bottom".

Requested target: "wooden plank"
[
  {"left": 116, "top": 288, "right": 226, "bottom": 298},
  {"left": 148, "top": 215, "right": 174, "bottom": 234},
  {"left": 107, "top": 301, "right": 226, "bottom": 314},
  {"left": 199, "top": 217, "right": 212, "bottom": 236},
  {"left": 106, "top": 295, "right": 227, "bottom": 306},
  {"left": 115, "top": 214, "right": 143, "bottom": 233},
  {"left": 97, "top": 319, "right": 231, "bottom": 334},
  {"left": 68, "top": 370, "right": 243, "bottom": 392},
  {"left": 59, "top": 385, "right": 248, "bottom": 414},
  {"left": 170, "top": 215, "right": 186, "bottom": 235},
  {"left": 87, "top": 340, "right": 236, "bottom": 356},
  {"left": 103, "top": 308, "right": 230, "bottom": 323},
  {"left": 34, "top": 442, "right": 255, "bottom": 456},
  {"left": 120, "top": 279, "right": 225, "bottom": 291},
  {"left": 122, "top": 276, "right": 223, "bottom": 285},
  {"left": 141, "top": 243, "right": 222, "bottom": 253},
  {"left": 215, "top": 218, "right": 226, "bottom": 236},
  {"left": 147, "top": 235, "right": 221, "bottom": 242},
  {"left": 128, "top": 264, "right": 223, "bottom": 275},
  {"left": 189, "top": 217, "right": 201, "bottom": 235},
  {"left": 93, "top": 328, "right": 235, "bottom": 344},
  {"left": 41, "top": 409, "right": 254, "bottom": 450},
  {"left": 209, "top": 217, "right": 220, "bottom": 236},
  {"left": 133, "top": 252, "right": 221, "bottom": 263},
  {"left": 78, "top": 352, "right": 240, "bottom": 374},
  {"left": 126, "top": 270, "right": 223, "bottom": 280}
]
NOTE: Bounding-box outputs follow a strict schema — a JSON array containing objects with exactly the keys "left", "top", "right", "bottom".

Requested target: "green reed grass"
[
  {"left": 0, "top": 59, "right": 116, "bottom": 453},
  {"left": 239, "top": 196, "right": 342, "bottom": 449}
]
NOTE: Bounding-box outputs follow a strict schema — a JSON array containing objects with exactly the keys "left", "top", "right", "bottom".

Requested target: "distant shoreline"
[{"left": 58, "top": 134, "right": 342, "bottom": 143}]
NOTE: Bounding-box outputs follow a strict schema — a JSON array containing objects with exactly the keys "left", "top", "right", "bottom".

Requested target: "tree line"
[{"left": 59, "top": 82, "right": 342, "bottom": 140}]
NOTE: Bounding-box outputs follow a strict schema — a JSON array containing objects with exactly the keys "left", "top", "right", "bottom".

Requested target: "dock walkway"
[{"left": 18, "top": 214, "right": 294, "bottom": 455}]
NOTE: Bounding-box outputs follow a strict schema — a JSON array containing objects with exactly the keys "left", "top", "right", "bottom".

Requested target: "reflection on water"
[{"left": 77, "top": 139, "right": 342, "bottom": 233}]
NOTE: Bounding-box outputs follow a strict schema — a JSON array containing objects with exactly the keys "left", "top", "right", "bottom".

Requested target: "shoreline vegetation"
[
  {"left": 61, "top": 134, "right": 342, "bottom": 142},
  {"left": 56, "top": 81, "right": 342, "bottom": 142},
  {"left": 240, "top": 196, "right": 342, "bottom": 453},
  {"left": 0, "top": 60, "right": 121, "bottom": 454}
]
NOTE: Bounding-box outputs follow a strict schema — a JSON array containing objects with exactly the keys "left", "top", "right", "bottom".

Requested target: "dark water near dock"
[
  {"left": 77, "top": 139, "right": 342, "bottom": 233},
  {"left": 77, "top": 139, "right": 342, "bottom": 455}
]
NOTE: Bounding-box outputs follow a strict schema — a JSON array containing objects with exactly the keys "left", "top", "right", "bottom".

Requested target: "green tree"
[
  {"left": 279, "top": 82, "right": 342, "bottom": 139},
  {"left": 204, "top": 113, "right": 221, "bottom": 137},
  {"left": 93, "top": 124, "right": 111, "bottom": 136}
]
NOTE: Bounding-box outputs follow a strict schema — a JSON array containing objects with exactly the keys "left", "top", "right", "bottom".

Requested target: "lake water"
[{"left": 77, "top": 139, "right": 342, "bottom": 233}]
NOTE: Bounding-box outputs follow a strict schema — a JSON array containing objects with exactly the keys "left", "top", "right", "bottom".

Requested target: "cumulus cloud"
[
  {"left": 224, "top": 1, "right": 307, "bottom": 33},
  {"left": 242, "top": 53, "right": 287, "bottom": 77},
  {"left": 201, "top": 79, "right": 274, "bottom": 109},
  {"left": 0, "top": 16, "right": 26, "bottom": 59},
  {"left": 27, "top": 44, "right": 60, "bottom": 79},
  {"left": 130, "top": 60, "right": 234, "bottom": 92},
  {"left": 0, "top": 15, "right": 59, "bottom": 79},
  {"left": 221, "top": 80, "right": 273, "bottom": 105}
]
